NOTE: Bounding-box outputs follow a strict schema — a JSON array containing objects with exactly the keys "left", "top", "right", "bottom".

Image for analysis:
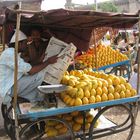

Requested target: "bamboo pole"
[
  {"left": 137, "top": 11, "right": 140, "bottom": 95},
  {"left": 2, "top": 24, "right": 5, "bottom": 50},
  {"left": 93, "top": 29, "right": 98, "bottom": 70},
  {"left": 13, "top": 2, "right": 22, "bottom": 140}
]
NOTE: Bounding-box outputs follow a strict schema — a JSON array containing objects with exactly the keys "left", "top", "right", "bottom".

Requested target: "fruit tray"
[{"left": 18, "top": 95, "right": 139, "bottom": 120}]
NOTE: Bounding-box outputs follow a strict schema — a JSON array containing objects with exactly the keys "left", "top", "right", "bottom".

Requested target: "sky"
[{"left": 41, "top": 0, "right": 109, "bottom": 10}]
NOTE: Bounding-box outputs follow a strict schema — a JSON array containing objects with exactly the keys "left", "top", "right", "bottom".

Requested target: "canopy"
[{"left": 0, "top": 8, "right": 139, "bottom": 51}]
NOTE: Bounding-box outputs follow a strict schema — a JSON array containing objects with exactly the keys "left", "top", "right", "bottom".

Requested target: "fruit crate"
[{"left": 9, "top": 95, "right": 138, "bottom": 140}]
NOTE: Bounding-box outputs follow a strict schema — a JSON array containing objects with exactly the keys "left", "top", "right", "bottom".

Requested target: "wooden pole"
[
  {"left": 137, "top": 11, "right": 140, "bottom": 95},
  {"left": 93, "top": 29, "right": 98, "bottom": 70},
  {"left": 2, "top": 24, "right": 5, "bottom": 50},
  {"left": 13, "top": 2, "right": 22, "bottom": 140}
]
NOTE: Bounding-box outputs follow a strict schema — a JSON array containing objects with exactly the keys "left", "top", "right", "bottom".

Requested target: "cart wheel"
[
  {"left": 20, "top": 117, "right": 75, "bottom": 140},
  {"left": 1, "top": 103, "right": 16, "bottom": 139},
  {"left": 1, "top": 97, "right": 30, "bottom": 139},
  {"left": 89, "top": 105, "right": 134, "bottom": 140}
]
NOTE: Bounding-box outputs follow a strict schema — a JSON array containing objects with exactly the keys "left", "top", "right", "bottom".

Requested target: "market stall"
[{"left": 0, "top": 7, "right": 140, "bottom": 140}]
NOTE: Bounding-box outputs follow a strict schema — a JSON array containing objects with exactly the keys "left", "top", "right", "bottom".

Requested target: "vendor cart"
[
  {"left": 0, "top": 6, "right": 140, "bottom": 140},
  {"left": 1, "top": 87, "right": 139, "bottom": 140}
]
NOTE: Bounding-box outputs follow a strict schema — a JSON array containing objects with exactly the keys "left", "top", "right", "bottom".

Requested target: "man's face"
[
  {"left": 31, "top": 30, "right": 41, "bottom": 42},
  {"left": 18, "top": 40, "right": 27, "bottom": 52}
]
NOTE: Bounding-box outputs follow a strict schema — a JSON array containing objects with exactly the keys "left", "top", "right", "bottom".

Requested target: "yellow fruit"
[
  {"left": 86, "top": 82, "right": 93, "bottom": 90},
  {"left": 70, "top": 88, "right": 78, "bottom": 97},
  {"left": 102, "top": 93, "right": 108, "bottom": 101},
  {"left": 87, "top": 115, "right": 94, "bottom": 123},
  {"left": 113, "top": 77, "right": 120, "bottom": 85},
  {"left": 108, "top": 93, "right": 114, "bottom": 100},
  {"left": 84, "top": 90, "right": 91, "bottom": 98},
  {"left": 65, "top": 97, "right": 72, "bottom": 105},
  {"left": 119, "top": 76, "right": 127, "bottom": 84},
  {"left": 101, "top": 73, "right": 108, "bottom": 80},
  {"left": 69, "top": 98, "right": 75, "bottom": 106},
  {"left": 85, "top": 123, "right": 90, "bottom": 130},
  {"left": 63, "top": 115, "right": 73, "bottom": 121},
  {"left": 102, "top": 80, "right": 108, "bottom": 87},
  {"left": 75, "top": 98, "right": 82, "bottom": 106},
  {"left": 75, "top": 115, "right": 83, "bottom": 124},
  {"left": 125, "top": 83, "right": 132, "bottom": 90},
  {"left": 115, "top": 85, "right": 122, "bottom": 93},
  {"left": 67, "top": 86, "right": 73, "bottom": 91},
  {"left": 82, "top": 97, "right": 89, "bottom": 104},
  {"left": 90, "top": 88, "right": 96, "bottom": 96},
  {"left": 102, "top": 86, "right": 108, "bottom": 94},
  {"left": 108, "top": 74, "right": 116, "bottom": 81},
  {"left": 58, "top": 126, "right": 68, "bottom": 135},
  {"left": 131, "top": 89, "right": 137, "bottom": 96},
  {"left": 55, "top": 123, "right": 64, "bottom": 129},
  {"left": 107, "top": 78, "right": 113, "bottom": 85},
  {"left": 76, "top": 88, "right": 84, "bottom": 99},
  {"left": 125, "top": 89, "right": 132, "bottom": 97},
  {"left": 45, "top": 126, "right": 51, "bottom": 132},
  {"left": 97, "top": 81, "right": 103, "bottom": 87},
  {"left": 71, "top": 111, "right": 79, "bottom": 116},
  {"left": 63, "top": 95, "right": 70, "bottom": 103},
  {"left": 80, "top": 74, "right": 90, "bottom": 80},
  {"left": 61, "top": 75, "right": 70, "bottom": 84},
  {"left": 68, "top": 79, "right": 76, "bottom": 86},
  {"left": 76, "top": 82, "right": 87, "bottom": 88},
  {"left": 120, "top": 91, "right": 126, "bottom": 98},
  {"left": 72, "top": 123, "right": 81, "bottom": 131},
  {"left": 95, "top": 95, "right": 101, "bottom": 103},
  {"left": 89, "top": 96, "right": 96, "bottom": 103},
  {"left": 114, "top": 92, "right": 120, "bottom": 99},
  {"left": 47, "top": 128, "right": 58, "bottom": 137},
  {"left": 120, "top": 84, "right": 126, "bottom": 92},
  {"left": 96, "top": 87, "right": 102, "bottom": 96},
  {"left": 91, "top": 80, "right": 98, "bottom": 89},
  {"left": 108, "top": 85, "right": 115, "bottom": 93}
]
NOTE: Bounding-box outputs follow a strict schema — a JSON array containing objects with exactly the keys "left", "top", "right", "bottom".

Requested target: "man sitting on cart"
[{"left": 0, "top": 30, "right": 58, "bottom": 105}]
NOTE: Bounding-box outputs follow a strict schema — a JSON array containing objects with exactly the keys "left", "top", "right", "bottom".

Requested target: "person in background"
[
  {"left": 129, "top": 64, "right": 138, "bottom": 91},
  {"left": 21, "top": 27, "right": 49, "bottom": 66},
  {"left": 0, "top": 30, "right": 58, "bottom": 105},
  {"left": 131, "top": 46, "right": 138, "bottom": 65}
]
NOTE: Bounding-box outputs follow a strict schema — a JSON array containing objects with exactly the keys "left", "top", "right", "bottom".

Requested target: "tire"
[{"left": 89, "top": 105, "right": 134, "bottom": 140}]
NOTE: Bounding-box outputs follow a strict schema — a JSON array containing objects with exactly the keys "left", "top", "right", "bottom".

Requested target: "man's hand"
[{"left": 46, "top": 55, "right": 58, "bottom": 64}]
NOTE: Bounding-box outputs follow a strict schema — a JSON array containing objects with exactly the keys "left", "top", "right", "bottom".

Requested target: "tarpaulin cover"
[{"left": 0, "top": 8, "right": 139, "bottom": 51}]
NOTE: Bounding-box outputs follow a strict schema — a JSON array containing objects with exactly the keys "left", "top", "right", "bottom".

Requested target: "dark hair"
[
  {"left": 29, "top": 26, "right": 43, "bottom": 36},
  {"left": 9, "top": 43, "right": 15, "bottom": 48}
]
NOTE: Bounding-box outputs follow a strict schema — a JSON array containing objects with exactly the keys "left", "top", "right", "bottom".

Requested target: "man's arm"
[{"left": 28, "top": 55, "right": 58, "bottom": 75}]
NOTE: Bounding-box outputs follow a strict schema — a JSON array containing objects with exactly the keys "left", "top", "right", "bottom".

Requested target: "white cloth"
[
  {"left": 0, "top": 48, "right": 31, "bottom": 98},
  {"left": 10, "top": 30, "right": 27, "bottom": 43},
  {"left": 129, "top": 72, "right": 137, "bottom": 90}
]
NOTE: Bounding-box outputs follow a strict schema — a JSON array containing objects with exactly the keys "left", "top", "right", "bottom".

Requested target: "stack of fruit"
[
  {"left": 75, "top": 45, "right": 128, "bottom": 69},
  {"left": 45, "top": 111, "right": 99, "bottom": 137},
  {"left": 60, "top": 69, "right": 136, "bottom": 106}
]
